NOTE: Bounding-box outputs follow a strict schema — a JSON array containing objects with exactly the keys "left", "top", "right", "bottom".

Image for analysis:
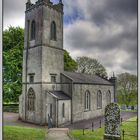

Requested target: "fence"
[
  {"left": 121, "top": 117, "right": 137, "bottom": 140},
  {"left": 122, "top": 129, "right": 137, "bottom": 140},
  {"left": 82, "top": 119, "right": 102, "bottom": 135},
  {"left": 82, "top": 117, "right": 137, "bottom": 139}
]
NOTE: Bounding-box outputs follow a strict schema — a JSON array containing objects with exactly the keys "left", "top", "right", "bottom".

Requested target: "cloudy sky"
[{"left": 4, "top": 0, "right": 138, "bottom": 76}]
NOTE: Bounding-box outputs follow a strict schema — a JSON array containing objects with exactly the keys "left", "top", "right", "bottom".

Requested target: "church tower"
[{"left": 19, "top": 0, "right": 64, "bottom": 125}]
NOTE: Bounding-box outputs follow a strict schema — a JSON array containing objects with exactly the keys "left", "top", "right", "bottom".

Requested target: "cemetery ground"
[
  {"left": 4, "top": 112, "right": 137, "bottom": 140},
  {"left": 70, "top": 117, "right": 137, "bottom": 140}
]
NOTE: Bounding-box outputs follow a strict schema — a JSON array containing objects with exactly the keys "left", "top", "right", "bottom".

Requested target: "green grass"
[
  {"left": 70, "top": 117, "right": 137, "bottom": 140},
  {"left": 4, "top": 126, "right": 46, "bottom": 140},
  {"left": 121, "top": 117, "right": 137, "bottom": 140}
]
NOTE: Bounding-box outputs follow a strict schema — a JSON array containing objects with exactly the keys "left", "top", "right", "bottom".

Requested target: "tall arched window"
[
  {"left": 106, "top": 90, "right": 111, "bottom": 105},
  {"left": 28, "top": 88, "right": 35, "bottom": 111},
  {"left": 97, "top": 90, "right": 102, "bottom": 109},
  {"left": 84, "top": 90, "right": 90, "bottom": 111},
  {"left": 62, "top": 103, "right": 65, "bottom": 118},
  {"left": 50, "top": 21, "right": 56, "bottom": 40},
  {"left": 31, "top": 20, "right": 36, "bottom": 40}
]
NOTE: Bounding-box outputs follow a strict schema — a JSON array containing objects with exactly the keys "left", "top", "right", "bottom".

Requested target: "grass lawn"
[
  {"left": 4, "top": 126, "right": 46, "bottom": 140},
  {"left": 70, "top": 117, "right": 137, "bottom": 140}
]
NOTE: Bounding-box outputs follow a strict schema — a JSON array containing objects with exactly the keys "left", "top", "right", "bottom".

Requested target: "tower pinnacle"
[
  {"left": 59, "top": 0, "right": 62, "bottom": 3},
  {"left": 27, "top": 0, "right": 31, "bottom": 3}
]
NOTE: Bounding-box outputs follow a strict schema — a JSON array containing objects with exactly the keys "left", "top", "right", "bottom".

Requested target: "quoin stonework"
[
  {"left": 19, "top": 0, "right": 117, "bottom": 126},
  {"left": 104, "top": 103, "right": 121, "bottom": 140}
]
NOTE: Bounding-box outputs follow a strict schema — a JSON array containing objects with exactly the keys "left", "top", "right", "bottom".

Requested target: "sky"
[{"left": 4, "top": 0, "right": 138, "bottom": 76}]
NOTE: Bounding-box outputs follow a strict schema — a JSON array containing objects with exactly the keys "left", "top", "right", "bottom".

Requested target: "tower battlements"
[{"left": 26, "top": 0, "right": 63, "bottom": 13}]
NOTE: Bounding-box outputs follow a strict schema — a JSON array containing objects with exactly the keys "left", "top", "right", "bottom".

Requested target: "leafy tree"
[
  {"left": 3, "top": 27, "right": 24, "bottom": 103},
  {"left": 117, "top": 73, "right": 137, "bottom": 106},
  {"left": 76, "top": 56, "right": 107, "bottom": 78},
  {"left": 64, "top": 50, "right": 78, "bottom": 71}
]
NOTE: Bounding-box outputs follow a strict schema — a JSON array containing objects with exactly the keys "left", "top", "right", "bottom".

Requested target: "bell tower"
[{"left": 20, "top": 0, "right": 64, "bottom": 125}]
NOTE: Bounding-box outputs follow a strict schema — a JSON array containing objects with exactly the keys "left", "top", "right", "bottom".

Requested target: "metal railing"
[
  {"left": 122, "top": 129, "right": 137, "bottom": 140},
  {"left": 121, "top": 117, "right": 137, "bottom": 140},
  {"left": 82, "top": 120, "right": 102, "bottom": 135},
  {"left": 48, "top": 114, "right": 53, "bottom": 129}
]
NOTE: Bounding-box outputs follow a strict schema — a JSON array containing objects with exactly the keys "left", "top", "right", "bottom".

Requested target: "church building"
[{"left": 19, "top": 0, "right": 116, "bottom": 126}]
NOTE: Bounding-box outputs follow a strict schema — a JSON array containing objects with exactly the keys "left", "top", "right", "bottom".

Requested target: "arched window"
[
  {"left": 84, "top": 90, "right": 90, "bottom": 111},
  {"left": 62, "top": 103, "right": 65, "bottom": 118},
  {"left": 28, "top": 88, "right": 35, "bottom": 111},
  {"left": 50, "top": 21, "right": 56, "bottom": 40},
  {"left": 106, "top": 90, "right": 111, "bottom": 105},
  {"left": 31, "top": 20, "right": 36, "bottom": 40},
  {"left": 97, "top": 90, "right": 102, "bottom": 109}
]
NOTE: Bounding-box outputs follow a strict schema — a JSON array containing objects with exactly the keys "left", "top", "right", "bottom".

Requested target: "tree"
[
  {"left": 76, "top": 56, "right": 107, "bottom": 78},
  {"left": 3, "top": 27, "right": 24, "bottom": 103},
  {"left": 117, "top": 73, "right": 137, "bottom": 107},
  {"left": 64, "top": 50, "right": 78, "bottom": 72}
]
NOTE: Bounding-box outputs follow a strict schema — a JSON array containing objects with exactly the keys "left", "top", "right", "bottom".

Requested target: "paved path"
[
  {"left": 62, "top": 112, "right": 137, "bottom": 129},
  {"left": 4, "top": 112, "right": 46, "bottom": 128},
  {"left": 46, "top": 128, "right": 72, "bottom": 140},
  {"left": 4, "top": 112, "right": 137, "bottom": 129}
]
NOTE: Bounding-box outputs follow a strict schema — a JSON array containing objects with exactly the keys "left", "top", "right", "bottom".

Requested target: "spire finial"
[
  {"left": 113, "top": 72, "right": 115, "bottom": 77},
  {"left": 59, "top": 0, "right": 62, "bottom": 3}
]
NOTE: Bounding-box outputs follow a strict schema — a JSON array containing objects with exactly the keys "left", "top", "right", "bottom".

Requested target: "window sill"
[
  {"left": 51, "top": 39, "right": 57, "bottom": 41},
  {"left": 84, "top": 109, "right": 91, "bottom": 112},
  {"left": 97, "top": 107, "right": 102, "bottom": 110},
  {"left": 30, "top": 39, "right": 35, "bottom": 41},
  {"left": 27, "top": 111, "right": 35, "bottom": 112}
]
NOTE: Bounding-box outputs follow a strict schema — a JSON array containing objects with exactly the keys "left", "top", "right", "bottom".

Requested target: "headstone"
[
  {"left": 104, "top": 103, "right": 121, "bottom": 140},
  {"left": 131, "top": 106, "right": 134, "bottom": 110},
  {"left": 127, "top": 105, "right": 131, "bottom": 110},
  {"left": 121, "top": 104, "right": 126, "bottom": 110},
  {"left": 134, "top": 105, "right": 137, "bottom": 110}
]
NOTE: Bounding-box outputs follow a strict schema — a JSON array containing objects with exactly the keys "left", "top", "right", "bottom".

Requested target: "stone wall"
[
  {"left": 42, "top": 46, "right": 64, "bottom": 84},
  {"left": 42, "top": 4, "right": 63, "bottom": 49},
  {"left": 61, "top": 74, "right": 72, "bottom": 97},
  {"left": 58, "top": 100, "right": 71, "bottom": 125},
  {"left": 45, "top": 91, "right": 56, "bottom": 125},
  {"left": 72, "top": 84, "right": 114, "bottom": 122}
]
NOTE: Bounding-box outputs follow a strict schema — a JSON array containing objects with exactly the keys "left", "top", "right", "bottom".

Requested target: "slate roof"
[
  {"left": 62, "top": 71, "right": 113, "bottom": 85},
  {"left": 49, "top": 91, "right": 71, "bottom": 100}
]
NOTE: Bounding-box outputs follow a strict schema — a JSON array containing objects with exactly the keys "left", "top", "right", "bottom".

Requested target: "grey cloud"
[
  {"left": 86, "top": 0, "right": 137, "bottom": 25},
  {"left": 120, "top": 58, "right": 137, "bottom": 73},
  {"left": 4, "top": 0, "right": 137, "bottom": 75}
]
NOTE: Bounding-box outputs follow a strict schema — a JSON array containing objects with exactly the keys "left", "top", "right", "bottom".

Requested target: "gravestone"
[
  {"left": 104, "top": 103, "right": 121, "bottom": 140},
  {"left": 121, "top": 104, "right": 126, "bottom": 110}
]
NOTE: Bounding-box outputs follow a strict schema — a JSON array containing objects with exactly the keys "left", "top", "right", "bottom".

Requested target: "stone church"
[{"left": 19, "top": 0, "right": 116, "bottom": 126}]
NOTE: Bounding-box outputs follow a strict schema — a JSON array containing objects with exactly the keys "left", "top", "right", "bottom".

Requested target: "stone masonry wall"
[
  {"left": 72, "top": 84, "right": 114, "bottom": 122},
  {"left": 61, "top": 74, "right": 72, "bottom": 97},
  {"left": 58, "top": 100, "right": 71, "bottom": 125}
]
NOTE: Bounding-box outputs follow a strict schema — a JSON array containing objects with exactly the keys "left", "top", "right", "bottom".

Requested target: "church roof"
[
  {"left": 62, "top": 71, "right": 113, "bottom": 85},
  {"left": 49, "top": 91, "right": 71, "bottom": 100}
]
